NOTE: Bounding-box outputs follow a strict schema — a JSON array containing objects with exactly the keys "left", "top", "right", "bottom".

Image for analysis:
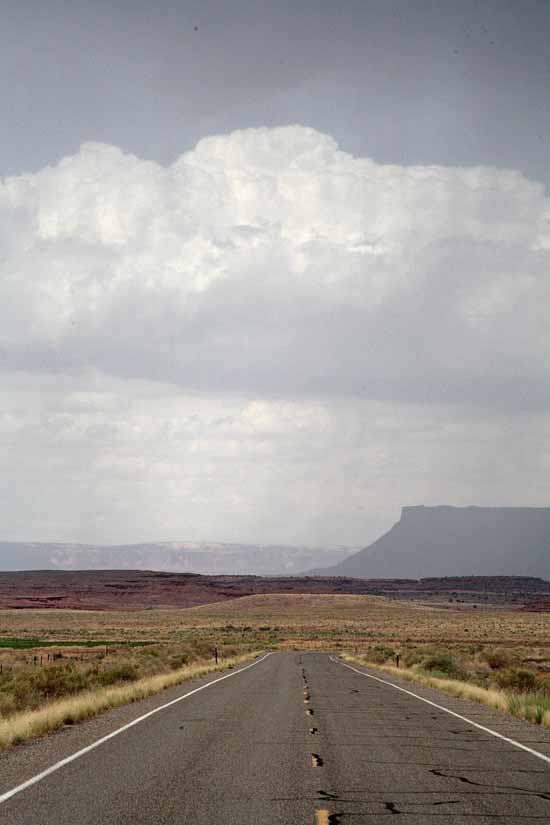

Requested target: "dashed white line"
[
  {"left": 0, "top": 652, "right": 273, "bottom": 806},
  {"left": 331, "top": 656, "right": 550, "bottom": 766}
]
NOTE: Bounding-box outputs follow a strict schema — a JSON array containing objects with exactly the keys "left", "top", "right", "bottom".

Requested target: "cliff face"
[{"left": 320, "top": 506, "right": 550, "bottom": 578}]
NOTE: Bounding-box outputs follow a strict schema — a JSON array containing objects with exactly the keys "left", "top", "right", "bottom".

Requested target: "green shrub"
[
  {"left": 467, "top": 670, "right": 491, "bottom": 688},
  {"left": 401, "top": 648, "right": 423, "bottom": 667},
  {"left": 494, "top": 668, "right": 538, "bottom": 693},
  {"left": 97, "top": 664, "right": 138, "bottom": 686},
  {"left": 32, "top": 665, "right": 88, "bottom": 699},
  {"left": 421, "top": 652, "right": 465, "bottom": 679},
  {"left": 369, "top": 645, "right": 396, "bottom": 664}
]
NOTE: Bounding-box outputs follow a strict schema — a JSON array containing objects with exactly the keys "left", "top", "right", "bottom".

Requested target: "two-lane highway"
[{"left": 1, "top": 652, "right": 549, "bottom": 823}]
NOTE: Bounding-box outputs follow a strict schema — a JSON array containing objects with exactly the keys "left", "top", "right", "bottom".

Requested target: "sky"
[{"left": 0, "top": 0, "right": 548, "bottom": 547}]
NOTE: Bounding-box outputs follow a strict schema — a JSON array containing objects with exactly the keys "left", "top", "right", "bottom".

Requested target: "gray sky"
[
  {"left": 0, "top": 1, "right": 548, "bottom": 546},
  {"left": 3, "top": 0, "right": 550, "bottom": 187}
]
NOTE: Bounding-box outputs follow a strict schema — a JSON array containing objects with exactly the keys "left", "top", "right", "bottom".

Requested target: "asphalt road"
[{"left": 1, "top": 652, "right": 549, "bottom": 824}]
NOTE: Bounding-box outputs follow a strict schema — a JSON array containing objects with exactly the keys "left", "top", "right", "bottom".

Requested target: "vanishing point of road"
[{"left": 1, "top": 652, "right": 549, "bottom": 823}]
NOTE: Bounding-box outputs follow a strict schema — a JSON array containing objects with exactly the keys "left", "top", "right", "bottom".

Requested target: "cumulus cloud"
[
  {"left": 1, "top": 126, "right": 548, "bottom": 544},
  {"left": 1, "top": 125, "right": 548, "bottom": 407}
]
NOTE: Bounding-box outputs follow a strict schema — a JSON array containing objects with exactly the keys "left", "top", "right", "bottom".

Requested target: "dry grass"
[
  {"left": 2, "top": 594, "right": 548, "bottom": 647},
  {"left": 0, "top": 651, "right": 260, "bottom": 749},
  {"left": 342, "top": 654, "right": 550, "bottom": 728}
]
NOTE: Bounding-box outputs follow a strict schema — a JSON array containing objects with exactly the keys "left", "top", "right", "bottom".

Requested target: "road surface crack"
[
  {"left": 318, "top": 790, "right": 339, "bottom": 800},
  {"left": 430, "top": 769, "right": 550, "bottom": 801}
]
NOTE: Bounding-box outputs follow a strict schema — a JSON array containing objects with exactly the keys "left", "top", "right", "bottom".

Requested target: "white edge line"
[
  {"left": 330, "top": 656, "right": 550, "bottom": 766},
  {"left": 0, "top": 652, "right": 273, "bottom": 805}
]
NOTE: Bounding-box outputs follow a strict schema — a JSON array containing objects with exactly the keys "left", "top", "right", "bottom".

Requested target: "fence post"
[
  {"left": 396, "top": 653, "right": 400, "bottom": 669},
  {"left": 214, "top": 646, "right": 218, "bottom": 664}
]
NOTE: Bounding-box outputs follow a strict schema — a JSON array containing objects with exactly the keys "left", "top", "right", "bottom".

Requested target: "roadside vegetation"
[
  {"left": 343, "top": 643, "right": 550, "bottom": 728},
  {"left": 0, "top": 639, "right": 259, "bottom": 748}
]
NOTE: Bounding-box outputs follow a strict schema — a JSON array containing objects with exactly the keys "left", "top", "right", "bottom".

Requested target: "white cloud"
[
  {"left": 0, "top": 126, "right": 547, "bottom": 544},
  {"left": 1, "top": 125, "right": 548, "bottom": 406}
]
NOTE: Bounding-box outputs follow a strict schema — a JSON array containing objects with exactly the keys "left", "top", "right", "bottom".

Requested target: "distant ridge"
[
  {"left": 312, "top": 506, "right": 550, "bottom": 578},
  {"left": 0, "top": 541, "right": 355, "bottom": 576}
]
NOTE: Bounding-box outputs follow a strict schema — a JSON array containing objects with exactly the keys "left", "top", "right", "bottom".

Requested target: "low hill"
[
  {"left": 313, "top": 506, "right": 550, "bottom": 578},
  {"left": 0, "top": 569, "right": 548, "bottom": 611}
]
